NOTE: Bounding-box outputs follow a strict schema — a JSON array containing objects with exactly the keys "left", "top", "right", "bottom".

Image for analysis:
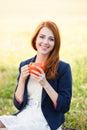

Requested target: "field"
[{"left": 0, "top": 14, "right": 87, "bottom": 130}]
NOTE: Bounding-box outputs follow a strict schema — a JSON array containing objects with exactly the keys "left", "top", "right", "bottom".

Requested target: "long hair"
[{"left": 31, "top": 21, "right": 61, "bottom": 79}]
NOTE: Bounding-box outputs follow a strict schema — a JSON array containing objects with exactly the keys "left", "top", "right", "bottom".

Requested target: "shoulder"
[
  {"left": 19, "top": 55, "right": 36, "bottom": 67},
  {"left": 58, "top": 60, "right": 72, "bottom": 77},
  {"left": 59, "top": 60, "right": 70, "bottom": 69}
]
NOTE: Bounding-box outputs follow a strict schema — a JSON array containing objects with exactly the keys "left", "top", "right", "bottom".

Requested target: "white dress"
[{"left": 0, "top": 76, "right": 62, "bottom": 130}]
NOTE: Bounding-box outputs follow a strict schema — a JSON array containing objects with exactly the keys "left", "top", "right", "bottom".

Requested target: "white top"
[{"left": 27, "top": 76, "right": 42, "bottom": 102}]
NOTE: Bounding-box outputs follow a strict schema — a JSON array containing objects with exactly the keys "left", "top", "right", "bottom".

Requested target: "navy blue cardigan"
[{"left": 14, "top": 56, "right": 72, "bottom": 130}]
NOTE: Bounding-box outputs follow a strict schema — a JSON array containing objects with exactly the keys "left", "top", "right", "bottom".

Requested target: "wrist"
[
  {"left": 19, "top": 76, "right": 26, "bottom": 83},
  {"left": 14, "top": 93, "right": 22, "bottom": 104},
  {"left": 43, "top": 81, "right": 49, "bottom": 90}
]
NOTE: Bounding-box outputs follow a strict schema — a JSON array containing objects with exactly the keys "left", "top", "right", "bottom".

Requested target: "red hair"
[{"left": 31, "top": 21, "right": 61, "bottom": 79}]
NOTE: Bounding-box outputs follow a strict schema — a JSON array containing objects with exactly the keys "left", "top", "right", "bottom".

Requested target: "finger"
[
  {"left": 30, "top": 73, "right": 40, "bottom": 81},
  {"left": 22, "top": 65, "right": 29, "bottom": 70},
  {"left": 35, "top": 66, "right": 44, "bottom": 73},
  {"left": 30, "top": 69, "right": 41, "bottom": 76},
  {"left": 21, "top": 65, "right": 29, "bottom": 72}
]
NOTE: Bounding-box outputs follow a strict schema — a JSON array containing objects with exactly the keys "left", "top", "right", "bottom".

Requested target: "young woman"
[{"left": 0, "top": 21, "right": 72, "bottom": 130}]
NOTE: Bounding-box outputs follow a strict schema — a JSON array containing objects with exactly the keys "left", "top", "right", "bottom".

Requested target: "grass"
[
  {"left": 63, "top": 57, "right": 87, "bottom": 130},
  {"left": 0, "top": 21, "right": 87, "bottom": 130}
]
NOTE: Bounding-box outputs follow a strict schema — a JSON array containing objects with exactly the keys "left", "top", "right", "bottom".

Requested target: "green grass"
[
  {"left": 0, "top": 65, "right": 17, "bottom": 115},
  {"left": 63, "top": 57, "right": 87, "bottom": 130},
  {"left": 0, "top": 21, "right": 87, "bottom": 130}
]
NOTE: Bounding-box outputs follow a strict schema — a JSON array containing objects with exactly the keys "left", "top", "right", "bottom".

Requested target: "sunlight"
[
  {"left": 0, "top": 0, "right": 87, "bottom": 62},
  {"left": 0, "top": 0, "right": 87, "bottom": 32}
]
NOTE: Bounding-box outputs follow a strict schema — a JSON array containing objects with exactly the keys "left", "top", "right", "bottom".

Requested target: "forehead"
[{"left": 38, "top": 27, "right": 54, "bottom": 36}]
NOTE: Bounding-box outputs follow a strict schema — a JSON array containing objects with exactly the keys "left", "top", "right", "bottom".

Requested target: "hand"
[
  {"left": 30, "top": 65, "right": 47, "bottom": 87},
  {"left": 20, "top": 65, "right": 30, "bottom": 81}
]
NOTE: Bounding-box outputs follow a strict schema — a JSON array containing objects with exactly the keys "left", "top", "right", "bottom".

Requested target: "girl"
[{"left": 0, "top": 21, "right": 72, "bottom": 130}]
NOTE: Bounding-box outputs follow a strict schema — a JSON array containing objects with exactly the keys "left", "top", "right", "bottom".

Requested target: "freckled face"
[{"left": 35, "top": 27, "right": 55, "bottom": 56}]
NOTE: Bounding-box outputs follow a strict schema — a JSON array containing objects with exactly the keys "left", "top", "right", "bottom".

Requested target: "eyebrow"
[{"left": 40, "top": 34, "right": 54, "bottom": 38}]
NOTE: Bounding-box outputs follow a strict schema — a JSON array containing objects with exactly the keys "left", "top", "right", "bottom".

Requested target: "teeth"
[
  {"left": 41, "top": 46, "right": 48, "bottom": 48},
  {"left": 42, "top": 47, "right": 48, "bottom": 49}
]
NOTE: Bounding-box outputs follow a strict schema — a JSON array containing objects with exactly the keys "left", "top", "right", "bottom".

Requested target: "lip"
[{"left": 40, "top": 44, "right": 49, "bottom": 50}]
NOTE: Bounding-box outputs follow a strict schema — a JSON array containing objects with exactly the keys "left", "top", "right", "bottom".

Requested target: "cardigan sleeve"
[{"left": 55, "top": 63, "right": 72, "bottom": 113}]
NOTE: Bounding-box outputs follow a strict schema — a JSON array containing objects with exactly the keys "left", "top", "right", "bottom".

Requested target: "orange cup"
[{"left": 29, "top": 62, "right": 45, "bottom": 75}]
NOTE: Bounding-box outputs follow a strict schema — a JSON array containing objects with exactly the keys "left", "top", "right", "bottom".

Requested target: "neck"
[{"left": 35, "top": 53, "right": 48, "bottom": 63}]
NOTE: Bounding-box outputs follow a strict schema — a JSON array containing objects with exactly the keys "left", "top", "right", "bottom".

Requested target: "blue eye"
[
  {"left": 49, "top": 37, "right": 54, "bottom": 41},
  {"left": 50, "top": 38, "right": 54, "bottom": 41}
]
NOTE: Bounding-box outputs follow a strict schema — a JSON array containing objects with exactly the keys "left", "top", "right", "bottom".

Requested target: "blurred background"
[{"left": 0, "top": 0, "right": 87, "bottom": 129}]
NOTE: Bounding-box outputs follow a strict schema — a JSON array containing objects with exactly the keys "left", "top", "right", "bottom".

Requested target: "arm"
[
  {"left": 43, "top": 82, "right": 58, "bottom": 108},
  {"left": 14, "top": 63, "right": 29, "bottom": 110},
  {"left": 42, "top": 63, "right": 72, "bottom": 113}
]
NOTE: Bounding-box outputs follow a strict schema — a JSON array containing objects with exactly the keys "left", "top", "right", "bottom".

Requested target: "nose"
[{"left": 43, "top": 38, "right": 48, "bottom": 44}]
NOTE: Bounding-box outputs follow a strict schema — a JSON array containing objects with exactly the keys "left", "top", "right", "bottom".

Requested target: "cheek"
[
  {"left": 35, "top": 38, "right": 42, "bottom": 49},
  {"left": 36, "top": 38, "right": 42, "bottom": 44},
  {"left": 51, "top": 42, "right": 55, "bottom": 49}
]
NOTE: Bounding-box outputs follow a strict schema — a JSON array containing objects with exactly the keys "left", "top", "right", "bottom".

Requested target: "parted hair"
[{"left": 31, "top": 21, "right": 61, "bottom": 79}]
